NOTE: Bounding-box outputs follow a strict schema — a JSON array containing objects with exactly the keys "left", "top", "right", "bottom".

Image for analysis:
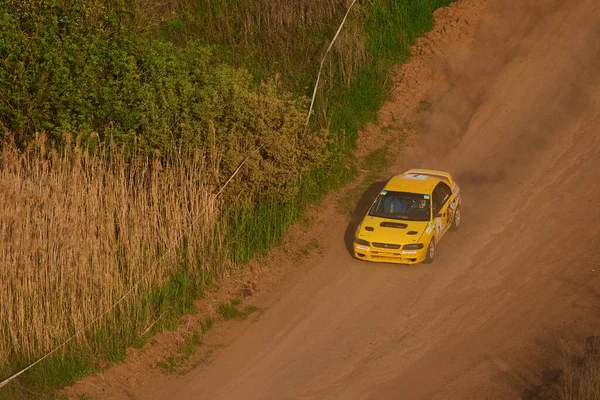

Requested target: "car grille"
[{"left": 371, "top": 242, "right": 402, "bottom": 250}]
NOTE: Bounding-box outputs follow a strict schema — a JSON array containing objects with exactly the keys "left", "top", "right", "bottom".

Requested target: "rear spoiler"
[{"left": 404, "top": 169, "right": 454, "bottom": 184}]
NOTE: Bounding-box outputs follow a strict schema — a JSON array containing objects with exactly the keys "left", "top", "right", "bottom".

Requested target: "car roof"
[{"left": 383, "top": 172, "right": 442, "bottom": 194}]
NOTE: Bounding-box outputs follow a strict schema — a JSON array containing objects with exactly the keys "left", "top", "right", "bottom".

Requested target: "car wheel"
[
  {"left": 424, "top": 239, "right": 435, "bottom": 264},
  {"left": 450, "top": 205, "right": 461, "bottom": 231}
]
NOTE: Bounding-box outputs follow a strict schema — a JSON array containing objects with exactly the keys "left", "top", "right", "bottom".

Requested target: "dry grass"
[
  {"left": 155, "top": 0, "right": 369, "bottom": 93},
  {"left": 558, "top": 357, "right": 600, "bottom": 399},
  {"left": 554, "top": 346, "right": 600, "bottom": 400},
  {"left": 201, "top": 0, "right": 344, "bottom": 41},
  {"left": 125, "top": 0, "right": 347, "bottom": 41},
  {"left": 535, "top": 339, "right": 600, "bottom": 400},
  {"left": 0, "top": 134, "right": 224, "bottom": 364}
]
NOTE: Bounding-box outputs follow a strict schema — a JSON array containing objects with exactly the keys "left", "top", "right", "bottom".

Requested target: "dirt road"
[{"left": 67, "top": 0, "right": 600, "bottom": 398}]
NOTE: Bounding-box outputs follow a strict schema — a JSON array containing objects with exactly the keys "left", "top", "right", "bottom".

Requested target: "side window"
[
  {"left": 432, "top": 187, "right": 442, "bottom": 215},
  {"left": 432, "top": 182, "right": 452, "bottom": 214}
]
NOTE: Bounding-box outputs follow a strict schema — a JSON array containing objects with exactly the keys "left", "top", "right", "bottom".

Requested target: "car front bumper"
[{"left": 353, "top": 243, "right": 427, "bottom": 265}]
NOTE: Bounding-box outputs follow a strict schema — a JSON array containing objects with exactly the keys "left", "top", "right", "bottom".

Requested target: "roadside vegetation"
[
  {"left": 0, "top": 0, "right": 453, "bottom": 397},
  {"left": 556, "top": 355, "right": 600, "bottom": 399},
  {"left": 536, "top": 339, "right": 600, "bottom": 400}
]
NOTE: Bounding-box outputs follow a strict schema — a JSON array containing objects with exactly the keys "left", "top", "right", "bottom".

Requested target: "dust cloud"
[{"left": 413, "top": 0, "right": 600, "bottom": 187}]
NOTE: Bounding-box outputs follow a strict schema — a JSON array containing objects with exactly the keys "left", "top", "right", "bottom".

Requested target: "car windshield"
[{"left": 368, "top": 191, "right": 431, "bottom": 222}]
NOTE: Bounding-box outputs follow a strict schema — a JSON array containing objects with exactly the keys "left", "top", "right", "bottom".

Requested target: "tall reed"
[{"left": 0, "top": 134, "right": 222, "bottom": 363}]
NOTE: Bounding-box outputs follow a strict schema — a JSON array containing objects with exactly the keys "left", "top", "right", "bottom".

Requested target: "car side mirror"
[{"left": 434, "top": 211, "right": 442, "bottom": 218}]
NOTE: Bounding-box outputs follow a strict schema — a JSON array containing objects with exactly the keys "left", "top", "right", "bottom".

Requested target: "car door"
[
  {"left": 432, "top": 182, "right": 453, "bottom": 240},
  {"left": 431, "top": 186, "right": 444, "bottom": 241}
]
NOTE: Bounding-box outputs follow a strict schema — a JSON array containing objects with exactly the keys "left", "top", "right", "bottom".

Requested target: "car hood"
[{"left": 356, "top": 216, "right": 428, "bottom": 245}]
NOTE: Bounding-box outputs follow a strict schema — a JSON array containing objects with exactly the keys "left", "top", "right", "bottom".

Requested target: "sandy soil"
[{"left": 65, "top": 0, "right": 600, "bottom": 398}]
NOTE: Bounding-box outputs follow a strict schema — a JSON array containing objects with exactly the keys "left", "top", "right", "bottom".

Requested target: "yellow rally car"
[{"left": 353, "top": 169, "right": 461, "bottom": 264}]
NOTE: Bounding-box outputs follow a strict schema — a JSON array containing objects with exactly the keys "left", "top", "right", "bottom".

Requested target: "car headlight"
[
  {"left": 403, "top": 243, "right": 424, "bottom": 250},
  {"left": 354, "top": 238, "right": 370, "bottom": 246}
]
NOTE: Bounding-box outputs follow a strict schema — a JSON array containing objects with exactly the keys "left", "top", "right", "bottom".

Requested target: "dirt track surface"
[{"left": 66, "top": 0, "right": 600, "bottom": 398}]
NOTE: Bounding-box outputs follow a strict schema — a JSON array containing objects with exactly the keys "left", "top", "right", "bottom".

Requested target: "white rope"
[
  {"left": 304, "top": 0, "right": 360, "bottom": 134},
  {"left": 0, "top": 146, "right": 261, "bottom": 389}
]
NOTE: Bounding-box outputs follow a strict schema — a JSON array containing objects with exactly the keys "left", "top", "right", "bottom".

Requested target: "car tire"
[
  {"left": 450, "top": 205, "right": 461, "bottom": 231},
  {"left": 424, "top": 239, "right": 435, "bottom": 264}
]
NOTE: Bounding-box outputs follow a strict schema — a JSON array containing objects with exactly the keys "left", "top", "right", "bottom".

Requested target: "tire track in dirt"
[
  {"left": 364, "top": 0, "right": 600, "bottom": 398},
  {"left": 65, "top": 0, "right": 600, "bottom": 398}
]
